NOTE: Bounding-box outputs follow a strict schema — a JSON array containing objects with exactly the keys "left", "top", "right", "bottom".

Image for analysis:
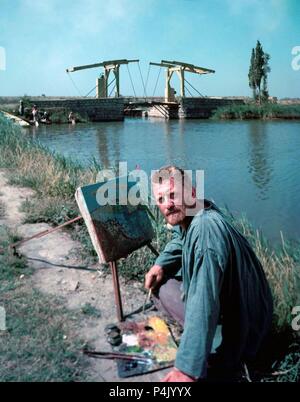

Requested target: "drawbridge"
[{"left": 66, "top": 58, "right": 215, "bottom": 118}]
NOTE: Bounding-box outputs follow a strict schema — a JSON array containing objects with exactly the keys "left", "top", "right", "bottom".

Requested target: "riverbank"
[
  {"left": 2, "top": 97, "right": 300, "bottom": 122},
  {"left": 0, "top": 114, "right": 299, "bottom": 381},
  {"left": 0, "top": 96, "right": 125, "bottom": 123},
  {"left": 0, "top": 105, "right": 90, "bottom": 125},
  {"left": 212, "top": 103, "right": 300, "bottom": 120}
]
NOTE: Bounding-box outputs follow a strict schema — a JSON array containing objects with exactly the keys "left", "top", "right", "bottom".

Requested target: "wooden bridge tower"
[
  {"left": 149, "top": 60, "right": 215, "bottom": 102},
  {"left": 66, "top": 59, "right": 139, "bottom": 98}
]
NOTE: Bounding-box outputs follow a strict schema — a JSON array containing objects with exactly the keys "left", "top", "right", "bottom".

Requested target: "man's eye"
[{"left": 158, "top": 197, "right": 164, "bottom": 204}]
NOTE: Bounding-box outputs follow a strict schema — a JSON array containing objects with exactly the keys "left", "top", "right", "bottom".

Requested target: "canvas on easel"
[{"left": 75, "top": 177, "right": 154, "bottom": 263}]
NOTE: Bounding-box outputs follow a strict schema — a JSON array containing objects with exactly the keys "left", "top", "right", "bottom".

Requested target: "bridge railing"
[{"left": 123, "top": 96, "right": 165, "bottom": 103}]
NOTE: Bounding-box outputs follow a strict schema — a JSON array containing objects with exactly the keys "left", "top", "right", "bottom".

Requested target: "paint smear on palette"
[{"left": 116, "top": 316, "right": 177, "bottom": 378}]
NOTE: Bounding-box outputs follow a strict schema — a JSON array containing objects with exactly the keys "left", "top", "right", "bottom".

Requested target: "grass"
[
  {"left": 21, "top": 196, "right": 79, "bottom": 226},
  {"left": 0, "top": 114, "right": 299, "bottom": 382},
  {"left": 0, "top": 225, "right": 89, "bottom": 382},
  {"left": 227, "top": 213, "right": 300, "bottom": 332},
  {"left": 81, "top": 303, "right": 102, "bottom": 318},
  {"left": 212, "top": 103, "right": 300, "bottom": 120},
  {"left": 264, "top": 349, "right": 300, "bottom": 382}
]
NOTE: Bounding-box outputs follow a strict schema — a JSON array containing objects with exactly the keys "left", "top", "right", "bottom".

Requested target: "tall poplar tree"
[{"left": 248, "top": 41, "right": 271, "bottom": 103}]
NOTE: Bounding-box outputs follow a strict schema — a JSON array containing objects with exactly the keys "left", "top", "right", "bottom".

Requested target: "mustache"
[{"left": 166, "top": 208, "right": 181, "bottom": 216}]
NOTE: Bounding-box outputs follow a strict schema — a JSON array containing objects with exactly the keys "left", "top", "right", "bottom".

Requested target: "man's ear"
[
  {"left": 192, "top": 186, "right": 196, "bottom": 198},
  {"left": 184, "top": 185, "right": 196, "bottom": 208}
]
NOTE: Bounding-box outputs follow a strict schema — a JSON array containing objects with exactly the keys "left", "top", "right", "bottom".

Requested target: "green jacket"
[{"left": 156, "top": 201, "right": 273, "bottom": 378}]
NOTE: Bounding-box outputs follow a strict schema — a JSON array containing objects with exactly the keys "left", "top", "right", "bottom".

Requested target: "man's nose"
[{"left": 166, "top": 198, "right": 175, "bottom": 209}]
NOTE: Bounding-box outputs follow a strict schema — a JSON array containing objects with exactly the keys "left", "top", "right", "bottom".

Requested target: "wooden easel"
[
  {"left": 109, "top": 261, "right": 124, "bottom": 322},
  {"left": 109, "top": 243, "right": 159, "bottom": 322}
]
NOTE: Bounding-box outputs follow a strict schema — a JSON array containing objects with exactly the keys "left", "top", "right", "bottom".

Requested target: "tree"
[
  {"left": 248, "top": 40, "right": 271, "bottom": 103},
  {"left": 248, "top": 49, "right": 256, "bottom": 100}
]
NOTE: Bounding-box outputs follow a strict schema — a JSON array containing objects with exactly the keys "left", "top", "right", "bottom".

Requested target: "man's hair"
[
  {"left": 151, "top": 165, "right": 185, "bottom": 185},
  {"left": 151, "top": 165, "right": 194, "bottom": 194}
]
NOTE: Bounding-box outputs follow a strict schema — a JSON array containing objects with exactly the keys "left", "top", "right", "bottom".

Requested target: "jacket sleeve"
[
  {"left": 175, "top": 248, "right": 224, "bottom": 378},
  {"left": 155, "top": 228, "right": 182, "bottom": 276}
]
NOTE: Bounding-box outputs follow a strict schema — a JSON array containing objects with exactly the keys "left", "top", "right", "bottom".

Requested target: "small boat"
[{"left": 0, "top": 110, "right": 31, "bottom": 127}]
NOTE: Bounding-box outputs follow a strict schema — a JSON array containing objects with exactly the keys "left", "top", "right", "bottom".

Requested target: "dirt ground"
[{"left": 0, "top": 169, "right": 172, "bottom": 382}]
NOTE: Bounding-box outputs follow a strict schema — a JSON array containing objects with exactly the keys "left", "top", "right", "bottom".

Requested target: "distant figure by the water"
[
  {"left": 32, "top": 105, "right": 39, "bottom": 126},
  {"left": 18, "top": 100, "right": 24, "bottom": 116},
  {"left": 41, "top": 111, "right": 51, "bottom": 125},
  {"left": 68, "top": 111, "right": 76, "bottom": 125}
]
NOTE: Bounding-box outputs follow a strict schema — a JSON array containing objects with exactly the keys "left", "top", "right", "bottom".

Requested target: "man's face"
[{"left": 152, "top": 175, "right": 195, "bottom": 226}]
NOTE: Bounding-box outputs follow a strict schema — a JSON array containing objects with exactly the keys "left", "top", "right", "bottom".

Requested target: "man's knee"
[
  {"left": 158, "top": 278, "right": 182, "bottom": 305},
  {"left": 155, "top": 278, "right": 185, "bottom": 326}
]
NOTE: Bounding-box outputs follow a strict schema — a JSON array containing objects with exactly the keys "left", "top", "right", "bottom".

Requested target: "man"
[
  {"left": 145, "top": 166, "right": 273, "bottom": 382},
  {"left": 68, "top": 111, "right": 76, "bottom": 124},
  {"left": 19, "top": 100, "right": 24, "bottom": 116},
  {"left": 32, "top": 105, "right": 39, "bottom": 126}
]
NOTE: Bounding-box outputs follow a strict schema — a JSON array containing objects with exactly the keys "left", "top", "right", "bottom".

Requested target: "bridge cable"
[
  {"left": 109, "top": 82, "right": 117, "bottom": 97},
  {"left": 85, "top": 85, "right": 97, "bottom": 97},
  {"left": 107, "top": 77, "right": 116, "bottom": 88},
  {"left": 137, "top": 62, "right": 147, "bottom": 98},
  {"left": 144, "top": 64, "right": 151, "bottom": 99},
  {"left": 152, "top": 67, "right": 162, "bottom": 97},
  {"left": 185, "top": 85, "right": 194, "bottom": 98},
  {"left": 85, "top": 77, "right": 116, "bottom": 98},
  {"left": 126, "top": 64, "right": 137, "bottom": 97},
  {"left": 67, "top": 72, "right": 84, "bottom": 97},
  {"left": 184, "top": 77, "right": 205, "bottom": 97}
]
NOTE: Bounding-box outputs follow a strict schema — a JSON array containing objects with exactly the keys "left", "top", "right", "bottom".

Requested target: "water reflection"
[
  {"left": 95, "top": 123, "right": 121, "bottom": 169},
  {"left": 162, "top": 120, "right": 187, "bottom": 168},
  {"left": 247, "top": 122, "right": 273, "bottom": 200},
  {"left": 162, "top": 120, "right": 176, "bottom": 166}
]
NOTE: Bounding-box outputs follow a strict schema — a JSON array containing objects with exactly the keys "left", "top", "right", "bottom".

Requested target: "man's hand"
[
  {"left": 145, "top": 264, "right": 164, "bottom": 290},
  {"left": 161, "top": 368, "right": 196, "bottom": 382}
]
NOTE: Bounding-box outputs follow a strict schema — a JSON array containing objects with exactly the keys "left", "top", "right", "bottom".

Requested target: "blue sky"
[{"left": 0, "top": 0, "right": 299, "bottom": 98}]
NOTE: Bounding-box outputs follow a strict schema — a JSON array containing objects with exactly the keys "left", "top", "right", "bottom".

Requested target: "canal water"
[{"left": 27, "top": 118, "right": 300, "bottom": 244}]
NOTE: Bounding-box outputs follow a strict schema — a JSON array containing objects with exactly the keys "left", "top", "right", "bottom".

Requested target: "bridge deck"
[{"left": 123, "top": 97, "right": 178, "bottom": 107}]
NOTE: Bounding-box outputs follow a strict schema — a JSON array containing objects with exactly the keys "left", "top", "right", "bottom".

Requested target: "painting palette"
[{"left": 115, "top": 316, "right": 177, "bottom": 378}]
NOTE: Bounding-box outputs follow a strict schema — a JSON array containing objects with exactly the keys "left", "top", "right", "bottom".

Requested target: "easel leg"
[{"left": 109, "top": 261, "right": 124, "bottom": 322}]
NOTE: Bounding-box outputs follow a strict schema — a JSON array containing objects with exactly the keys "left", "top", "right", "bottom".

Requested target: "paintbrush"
[
  {"left": 142, "top": 288, "right": 152, "bottom": 315},
  {"left": 83, "top": 350, "right": 152, "bottom": 364}
]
